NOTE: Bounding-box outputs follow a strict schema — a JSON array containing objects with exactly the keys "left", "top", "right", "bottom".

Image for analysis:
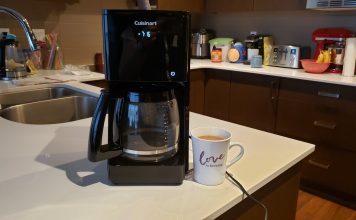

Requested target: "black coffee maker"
[{"left": 88, "top": 10, "right": 190, "bottom": 185}]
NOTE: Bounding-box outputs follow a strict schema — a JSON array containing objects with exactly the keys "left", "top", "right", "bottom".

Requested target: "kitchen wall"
[
  {"left": 2, "top": 1, "right": 356, "bottom": 65},
  {"left": 0, "top": 0, "right": 132, "bottom": 65},
  {"left": 200, "top": 10, "right": 356, "bottom": 56}
]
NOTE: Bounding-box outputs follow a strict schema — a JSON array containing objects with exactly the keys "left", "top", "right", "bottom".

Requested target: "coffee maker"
[
  {"left": 88, "top": 10, "right": 190, "bottom": 185},
  {"left": 312, "top": 28, "right": 353, "bottom": 73}
]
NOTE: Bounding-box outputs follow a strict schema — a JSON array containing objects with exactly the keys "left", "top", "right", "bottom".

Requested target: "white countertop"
[
  {"left": 0, "top": 83, "right": 315, "bottom": 220},
  {"left": 1, "top": 60, "right": 355, "bottom": 92},
  {"left": 191, "top": 59, "right": 356, "bottom": 87},
  {"left": 0, "top": 69, "right": 104, "bottom": 91}
]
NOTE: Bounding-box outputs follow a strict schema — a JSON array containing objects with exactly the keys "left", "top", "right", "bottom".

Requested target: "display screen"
[{"left": 103, "top": 10, "right": 190, "bottom": 82}]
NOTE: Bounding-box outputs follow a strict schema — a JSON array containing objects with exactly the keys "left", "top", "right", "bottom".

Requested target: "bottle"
[{"left": 211, "top": 46, "right": 222, "bottom": 63}]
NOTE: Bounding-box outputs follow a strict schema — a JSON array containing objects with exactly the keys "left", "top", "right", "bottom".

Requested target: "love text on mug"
[{"left": 199, "top": 150, "right": 225, "bottom": 167}]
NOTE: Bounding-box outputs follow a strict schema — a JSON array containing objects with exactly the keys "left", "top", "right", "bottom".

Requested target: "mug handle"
[{"left": 226, "top": 142, "right": 244, "bottom": 168}]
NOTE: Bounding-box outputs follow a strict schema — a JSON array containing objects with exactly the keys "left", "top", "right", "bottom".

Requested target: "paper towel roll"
[{"left": 342, "top": 37, "right": 356, "bottom": 77}]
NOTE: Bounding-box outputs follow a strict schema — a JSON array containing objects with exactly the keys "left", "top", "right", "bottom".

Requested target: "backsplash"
[
  {"left": 2, "top": 1, "right": 356, "bottom": 65},
  {"left": 0, "top": 0, "right": 130, "bottom": 65},
  {"left": 200, "top": 10, "right": 356, "bottom": 56}
]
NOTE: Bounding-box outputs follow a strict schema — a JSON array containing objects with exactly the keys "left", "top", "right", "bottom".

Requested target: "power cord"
[{"left": 225, "top": 171, "right": 268, "bottom": 220}]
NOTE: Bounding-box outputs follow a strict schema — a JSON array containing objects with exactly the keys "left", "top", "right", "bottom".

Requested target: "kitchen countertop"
[
  {"left": 0, "top": 82, "right": 315, "bottom": 220},
  {"left": 191, "top": 59, "right": 356, "bottom": 87},
  {"left": 0, "top": 69, "right": 104, "bottom": 91},
  {"left": 1, "top": 59, "right": 355, "bottom": 91}
]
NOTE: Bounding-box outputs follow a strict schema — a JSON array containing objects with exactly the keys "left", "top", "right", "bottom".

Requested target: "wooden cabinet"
[
  {"left": 189, "top": 69, "right": 205, "bottom": 114},
  {"left": 83, "top": 80, "right": 108, "bottom": 88},
  {"left": 157, "top": 0, "right": 204, "bottom": 12},
  {"left": 253, "top": 0, "right": 307, "bottom": 11},
  {"left": 205, "top": 0, "right": 305, "bottom": 12},
  {"left": 276, "top": 78, "right": 356, "bottom": 208},
  {"left": 301, "top": 145, "right": 356, "bottom": 208},
  {"left": 189, "top": 71, "right": 356, "bottom": 208},
  {"left": 191, "top": 69, "right": 278, "bottom": 132},
  {"left": 217, "top": 163, "right": 302, "bottom": 220},
  {"left": 229, "top": 72, "right": 279, "bottom": 133},
  {"left": 277, "top": 78, "right": 356, "bottom": 153},
  {"left": 203, "top": 69, "right": 231, "bottom": 121},
  {"left": 205, "top": 0, "right": 253, "bottom": 13}
]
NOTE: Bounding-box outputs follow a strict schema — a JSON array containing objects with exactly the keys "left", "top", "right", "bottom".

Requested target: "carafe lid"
[{"left": 127, "top": 89, "right": 176, "bottom": 103}]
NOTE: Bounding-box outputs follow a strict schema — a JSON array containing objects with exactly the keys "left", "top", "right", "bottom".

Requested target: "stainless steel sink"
[
  {"left": 0, "top": 96, "right": 97, "bottom": 124},
  {"left": 0, "top": 87, "right": 88, "bottom": 109}
]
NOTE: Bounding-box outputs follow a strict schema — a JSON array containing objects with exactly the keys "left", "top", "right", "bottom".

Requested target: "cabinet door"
[
  {"left": 229, "top": 72, "right": 279, "bottom": 132},
  {"left": 205, "top": 0, "right": 253, "bottom": 13},
  {"left": 277, "top": 78, "right": 356, "bottom": 153},
  {"left": 189, "top": 69, "right": 205, "bottom": 114},
  {"left": 157, "top": 0, "right": 204, "bottom": 12},
  {"left": 204, "top": 69, "right": 231, "bottom": 121},
  {"left": 253, "top": 0, "right": 307, "bottom": 11},
  {"left": 301, "top": 145, "right": 356, "bottom": 208}
]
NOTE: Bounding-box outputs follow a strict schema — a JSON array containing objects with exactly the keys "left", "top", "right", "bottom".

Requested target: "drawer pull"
[
  {"left": 313, "top": 120, "right": 336, "bottom": 130},
  {"left": 317, "top": 91, "right": 340, "bottom": 99},
  {"left": 308, "top": 159, "right": 330, "bottom": 169}
]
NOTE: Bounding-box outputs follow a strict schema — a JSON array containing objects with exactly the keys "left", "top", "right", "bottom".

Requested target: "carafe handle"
[{"left": 88, "top": 89, "right": 121, "bottom": 162}]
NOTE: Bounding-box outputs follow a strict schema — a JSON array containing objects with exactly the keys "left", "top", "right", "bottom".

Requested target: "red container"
[{"left": 300, "top": 59, "right": 330, "bottom": 74}]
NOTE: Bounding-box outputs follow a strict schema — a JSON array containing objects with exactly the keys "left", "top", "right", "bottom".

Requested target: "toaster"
[{"left": 268, "top": 45, "right": 308, "bottom": 69}]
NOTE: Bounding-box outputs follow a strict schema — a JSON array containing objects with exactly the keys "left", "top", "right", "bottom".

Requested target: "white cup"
[
  {"left": 247, "top": 48, "right": 259, "bottom": 61},
  {"left": 190, "top": 127, "right": 244, "bottom": 186}
]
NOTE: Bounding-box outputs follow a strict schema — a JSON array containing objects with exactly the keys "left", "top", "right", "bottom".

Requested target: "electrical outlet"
[{"left": 0, "top": 28, "right": 10, "bottom": 34}]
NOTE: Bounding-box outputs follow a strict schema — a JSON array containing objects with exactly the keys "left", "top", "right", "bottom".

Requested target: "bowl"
[{"left": 300, "top": 59, "right": 330, "bottom": 74}]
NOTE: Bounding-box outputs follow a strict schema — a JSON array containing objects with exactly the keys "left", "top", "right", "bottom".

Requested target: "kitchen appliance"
[
  {"left": 88, "top": 10, "right": 190, "bottom": 185},
  {"left": 306, "top": 0, "right": 356, "bottom": 11},
  {"left": 0, "top": 33, "right": 27, "bottom": 76},
  {"left": 244, "top": 31, "right": 259, "bottom": 62},
  {"left": 191, "top": 28, "right": 212, "bottom": 59},
  {"left": 312, "top": 28, "right": 353, "bottom": 73},
  {"left": 268, "top": 45, "right": 309, "bottom": 69}
]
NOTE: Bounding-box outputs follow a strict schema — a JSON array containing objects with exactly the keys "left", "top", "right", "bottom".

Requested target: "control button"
[{"left": 170, "top": 71, "right": 176, "bottom": 77}]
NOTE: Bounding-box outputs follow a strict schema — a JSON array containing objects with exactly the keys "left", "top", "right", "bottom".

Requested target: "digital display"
[
  {"left": 137, "top": 30, "right": 152, "bottom": 38},
  {"left": 103, "top": 10, "right": 190, "bottom": 82}
]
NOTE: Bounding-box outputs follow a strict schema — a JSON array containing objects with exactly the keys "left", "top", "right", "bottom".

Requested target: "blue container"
[{"left": 233, "top": 42, "right": 245, "bottom": 63}]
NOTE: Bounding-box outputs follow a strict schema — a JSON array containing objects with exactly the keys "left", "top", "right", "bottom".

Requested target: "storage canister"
[{"left": 209, "top": 38, "right": 233, "bottom": 62}]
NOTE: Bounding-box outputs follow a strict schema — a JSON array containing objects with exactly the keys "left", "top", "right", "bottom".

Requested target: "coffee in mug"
[
  {"left": 198, "top": 135, "right": 225, "bottom": 141},
  {"left": 191, "top": 127, "right": 244, "bottom": 186}
]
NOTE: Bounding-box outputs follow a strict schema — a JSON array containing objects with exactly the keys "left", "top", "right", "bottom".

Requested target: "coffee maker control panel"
[{"left": 103, "top": 10, "right": 190, "bottom": 83}]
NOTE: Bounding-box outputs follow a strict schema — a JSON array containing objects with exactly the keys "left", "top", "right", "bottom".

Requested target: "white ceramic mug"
[{"left": 190, "top": 127, "right": 244, "bottom": 186}]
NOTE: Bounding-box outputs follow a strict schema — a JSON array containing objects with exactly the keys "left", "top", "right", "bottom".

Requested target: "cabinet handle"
[
  {"left": 308, "top": 159, "right": 330, "bottom": 169},
  {"left": 317, "top": 91, "right": 340, "bottom": 99},
  {"left": 270, "top": 81, "right": 278, "bottom": 101},
  {"left": 313, "top": 120, "right": 336, "bottom": 130}
]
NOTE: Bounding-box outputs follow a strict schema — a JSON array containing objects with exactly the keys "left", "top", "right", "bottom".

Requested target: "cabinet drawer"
[
  {"left": 279, "top": 78, "right": 342, "bottom": 103},
  {"left": 277, "top": 78, "right": 356, "bottom": 152},
  {"left": 301, "top": 146, "right": 356, "bottom": 205}
]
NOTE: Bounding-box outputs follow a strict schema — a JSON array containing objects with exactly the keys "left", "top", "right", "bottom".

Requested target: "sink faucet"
[{"left": 0, "top": 6, "right": 39, "bottom": 79}]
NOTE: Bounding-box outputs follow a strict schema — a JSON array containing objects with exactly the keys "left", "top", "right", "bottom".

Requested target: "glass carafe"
[{"left": 114, "top": 90, "right": 180, "bottom": 161}]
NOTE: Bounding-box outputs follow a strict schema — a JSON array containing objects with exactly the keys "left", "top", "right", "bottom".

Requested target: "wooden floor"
[{"left": 296, "top": 190, "right": 356, "bottom": 220}]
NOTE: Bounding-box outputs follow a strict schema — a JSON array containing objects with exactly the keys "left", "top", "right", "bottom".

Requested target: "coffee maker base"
[{"left": 107, "top": 157, "right": 186, "bottom": 185}]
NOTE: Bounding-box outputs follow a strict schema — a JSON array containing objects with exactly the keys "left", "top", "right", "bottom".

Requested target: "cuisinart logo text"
[{"left": 134, "top": 21, "right": 157, "bottom": 26}]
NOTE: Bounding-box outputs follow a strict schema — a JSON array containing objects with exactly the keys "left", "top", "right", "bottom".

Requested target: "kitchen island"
[{"left": 0, "top": 82, "right": 314, "bottom": 220}]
